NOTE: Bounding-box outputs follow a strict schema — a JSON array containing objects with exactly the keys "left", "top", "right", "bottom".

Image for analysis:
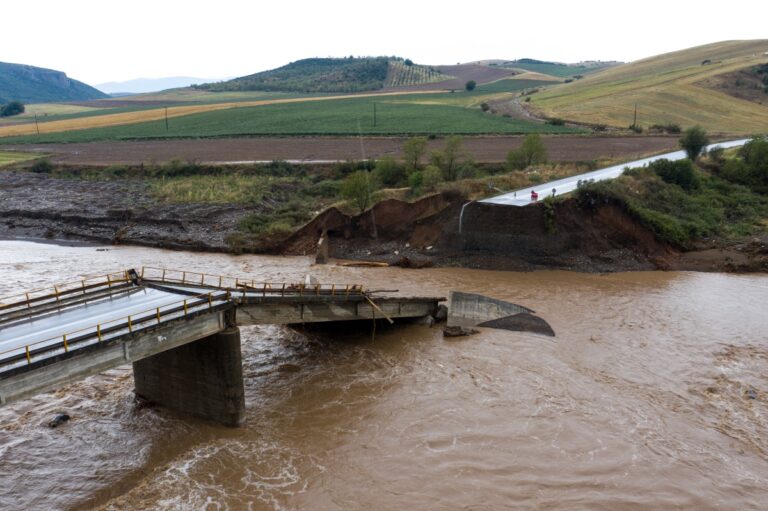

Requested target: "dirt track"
[{"left": 10, "top": 135, "right": 680, "bottom": 165}]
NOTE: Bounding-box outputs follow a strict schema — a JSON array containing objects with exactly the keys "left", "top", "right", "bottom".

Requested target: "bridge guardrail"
[
  {"left": 0, "top": 290, "right": 229, "bottom": 372},
  {"left": 141, "top": 266, "right": 365, "bottom": 297},
  {"left": 0, "top": 271, "right": 132, "bottom": 317}
]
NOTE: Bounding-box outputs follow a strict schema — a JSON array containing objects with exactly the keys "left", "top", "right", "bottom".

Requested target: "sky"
[{"left": 2, "top": 0, "right": 766, "bottom": 85}]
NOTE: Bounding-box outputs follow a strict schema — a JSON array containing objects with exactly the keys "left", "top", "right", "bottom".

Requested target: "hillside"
[
  {"left": 196, "top": 57, "right": 394, "bottom": 93},
  {"left": 531, "top": 40, "right": 768, "bottom": 134},
  {"left": 195, "top": 57, "right": 534, "bottom": 94},
  {"left": 498, "top": 58, "right": 619, "bottom": 78},
  {"left": 0, "top": 62, "right": 107, "bottom": 104}
]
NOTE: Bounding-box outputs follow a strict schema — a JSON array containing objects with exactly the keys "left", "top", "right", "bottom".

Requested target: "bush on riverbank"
[{"left": 576, "top": 157, "right": 768, "bottom": 247}]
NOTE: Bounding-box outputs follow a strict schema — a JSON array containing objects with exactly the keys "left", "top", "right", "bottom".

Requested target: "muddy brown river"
[{"left": 1, "top": 240, "right": 767, "bottom": 510}]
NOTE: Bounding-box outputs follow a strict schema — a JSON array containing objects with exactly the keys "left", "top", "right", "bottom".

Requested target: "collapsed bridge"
[{"left": 0, "top": 267, "right": 444, "bottom": 426}]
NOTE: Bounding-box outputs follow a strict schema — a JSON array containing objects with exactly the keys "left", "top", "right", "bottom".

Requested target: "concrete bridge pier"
[{"left": 132, "top": 327, "right": 246, "bottom": 427}]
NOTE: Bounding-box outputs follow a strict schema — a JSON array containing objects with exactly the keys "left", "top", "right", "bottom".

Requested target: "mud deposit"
[
  {"left": 0, "top": 241, "right": 767, "bottom": 510},
  {"left": 0, "top": 172, "right": 254, "bottom": 250}
]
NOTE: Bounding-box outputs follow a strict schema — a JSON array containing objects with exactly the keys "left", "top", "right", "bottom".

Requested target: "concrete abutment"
[{"left": 132, "top": 327, "right": 245, "bottom": 427}]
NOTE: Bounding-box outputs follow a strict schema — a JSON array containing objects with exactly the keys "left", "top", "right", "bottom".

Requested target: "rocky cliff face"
[{"left": 0, "top": 62, "right": 107, "bottom": 103}]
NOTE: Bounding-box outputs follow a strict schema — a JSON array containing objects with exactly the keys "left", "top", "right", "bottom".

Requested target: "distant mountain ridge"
[
  {"left": 96, "top": 76, "right": 225, "bottom": 94},
  {"left": 0, "top": 62, "right": 107, "bottom": 104}
]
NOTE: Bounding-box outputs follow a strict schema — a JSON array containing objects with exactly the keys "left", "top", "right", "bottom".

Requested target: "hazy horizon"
[{"left": 2, "top": 0, "right": 766, "bottom": 85}]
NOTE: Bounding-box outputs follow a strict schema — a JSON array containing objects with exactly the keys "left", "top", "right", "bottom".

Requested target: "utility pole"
[
  {"left": 34, "top": 114, "right": 40, "bottom": 135},
  {"left": 373, "top": 102, "right": 377, "bottom": 127},
  {"left": 633, "top": 103, "right": 637, "bottom": 127},
  {"left": 164, "top": 107, "right": 169, "bottom": 131}
]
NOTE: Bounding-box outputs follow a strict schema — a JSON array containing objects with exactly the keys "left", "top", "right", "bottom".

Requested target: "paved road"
[{"left": 481, "top": 139, "right": 751, "bottom": 207}]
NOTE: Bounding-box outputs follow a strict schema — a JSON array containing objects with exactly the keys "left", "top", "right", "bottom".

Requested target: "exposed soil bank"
[
  {"left": 2, "top": 172, "right": 765, "bottom": 273},
  {"left": 281, "top": 193, "right": 768, "bottom": 273},
  {"left": 6, "top": 135, "right": 679, "bottom": 165}
]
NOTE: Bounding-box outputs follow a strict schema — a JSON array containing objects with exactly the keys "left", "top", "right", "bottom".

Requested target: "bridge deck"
[{"left": 0, "top": 268, "right": 443, "bottom": 381}]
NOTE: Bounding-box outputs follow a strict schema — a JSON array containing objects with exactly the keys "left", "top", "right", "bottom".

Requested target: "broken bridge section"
[
  {"left": 447, "top": 291, "right": 555, "bottom": 337},
  {"left": 0, "top": 267, "right": 444, "bottom": 426}
]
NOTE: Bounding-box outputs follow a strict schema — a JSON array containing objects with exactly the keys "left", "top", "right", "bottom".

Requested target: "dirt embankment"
[
  {"left": 281, "top": 192, "right": 768, "bottom": 273},
  {"left": 2, "top": 172, "right": 765, "bottom": 272}
]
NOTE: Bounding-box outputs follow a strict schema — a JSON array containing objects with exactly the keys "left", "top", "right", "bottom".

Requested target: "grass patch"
[
  {"left": 151, "top": 175, "right": 283, "bottom": 204},
  {"left": 0, "top": 151, "right": 39, "bottom": 167}
]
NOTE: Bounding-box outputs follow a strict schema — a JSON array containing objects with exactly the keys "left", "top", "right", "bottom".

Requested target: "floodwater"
[{"left": 1, "top": 240, "right": 767, "bottom": 510}]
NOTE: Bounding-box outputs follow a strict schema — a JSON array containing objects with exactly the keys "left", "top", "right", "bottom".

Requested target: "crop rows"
[{"left": 385, "top": 61, "right": 449, "bottom": 87}]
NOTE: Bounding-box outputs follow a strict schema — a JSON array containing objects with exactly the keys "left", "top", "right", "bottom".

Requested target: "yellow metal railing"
[
  {"left": 0, "top": 271, "right": 132, "bottom": 315},
  {"left": 0, "top": 290, "right": 227, "bottom": 368},
  {"left": 140, "top": 266, "right": 364, "bottom": 296}
]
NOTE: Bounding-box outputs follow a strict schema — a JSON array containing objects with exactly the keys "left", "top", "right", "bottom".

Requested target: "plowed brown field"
[{"left": 8, "top": 136, "right": 680, "bottom": 165}]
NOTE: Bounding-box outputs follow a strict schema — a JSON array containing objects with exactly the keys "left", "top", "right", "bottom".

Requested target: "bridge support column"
[{"left": 132, "top": 327, "right": 245, "bottom": 427}]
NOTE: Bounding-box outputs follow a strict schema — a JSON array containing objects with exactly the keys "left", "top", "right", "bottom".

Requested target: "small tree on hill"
[
  {"left": 431, "top": 135, "right": 465, "bottom": 181},
  {"left": 402, "top": 136, "right": 428, "bottom": 172},
  {"left": 341, "top": 170, "right": 377, "bottom": 213},
  {"left": 506, "top": 134, "right": 548, "bottom": 170},
  {"left": 679, "top": 125, "right": 710, "bottom": 161},
  {"left": 465, "top": 80, "right": 476, "bottom": 91},
  {"left": 0, "top": 101, "right": 25, "bottom": 117}
]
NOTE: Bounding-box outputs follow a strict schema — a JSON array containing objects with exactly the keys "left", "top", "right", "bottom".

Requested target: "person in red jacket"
[{"left": 530, "top": 190, "right": 538, "bottom": 201}]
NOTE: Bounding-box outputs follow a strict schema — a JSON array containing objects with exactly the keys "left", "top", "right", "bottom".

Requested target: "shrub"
[
  {"left": 305, "top": 179, "right": 341, "bottom": 198},
  {"left": 629, "top": 124, "right": 643, "bottom": 133},
  {"left": 373, "top": 156, "right": 405, "bottom": 187},
  {"left": 650, "top": 123, "right": 681, "bottom": 134},
  {"left": 480, "top": 102, "right": 490, "bottom": 112},
  {"left": 465, "top": 80, "right": 476, "bottom": 91},
  {"left": 679, "top": 125, "right": 710, "bottom": 161},
  {"left": 408, "top": 170, "right": 423, "bottom": 195},
  {"left": 0, "top": 101, "right": 24, "bottom": 117},
  {"left": 422, "top": 165, "right": 442, "bottom": 191},
  {"left": 546, "top": 118, "right": 565, "bottom": 126},
  {"left": 506, "top": 134, "right": 548, "bottom": 171},
  {"left": 649, "top": 159, "right": 700, "bottom": 191},
  {"left": 431, "top": 136, "right": 465, "bottom": 181},
  {"left": 30, "top": 158, "right": 53, "bottom": 173},
  {"left": 402, "top": 136, "right": 427, "bottom": 172}
]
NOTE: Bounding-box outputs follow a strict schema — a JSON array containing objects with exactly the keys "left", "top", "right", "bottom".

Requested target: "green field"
[
  {"left": 0, "top": 92, "right": 578, "bottom": 144},
  {"left": 473, "top": 79, "right": 553, "bottom": 94},
  {"left": 0, "top": 151, "right": 38, "bottom": 166}
]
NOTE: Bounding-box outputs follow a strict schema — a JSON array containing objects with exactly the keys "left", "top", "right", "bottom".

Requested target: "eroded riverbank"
[{"left": 2, "top": 169, "right": 766, "bottom": 274}]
